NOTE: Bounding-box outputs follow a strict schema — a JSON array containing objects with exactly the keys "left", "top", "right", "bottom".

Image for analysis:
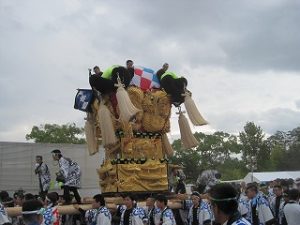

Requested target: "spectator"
[{"left": 283, "top": 189, "right": 300, "bottom": 225}]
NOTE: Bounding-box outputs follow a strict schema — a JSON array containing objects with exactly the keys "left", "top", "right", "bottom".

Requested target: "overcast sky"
[{"left": 1, "top": 0, "right": 300, "bottom": 142}]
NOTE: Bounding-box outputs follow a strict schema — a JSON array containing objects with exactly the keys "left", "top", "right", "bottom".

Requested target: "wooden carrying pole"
[{"left": 6, "top": 199, "right": 183, "bottom": 217}]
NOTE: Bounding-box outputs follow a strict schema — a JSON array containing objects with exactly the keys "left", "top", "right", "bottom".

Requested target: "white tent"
[{"left": 244, "top": 171, "right": 300, "bottom": 183}]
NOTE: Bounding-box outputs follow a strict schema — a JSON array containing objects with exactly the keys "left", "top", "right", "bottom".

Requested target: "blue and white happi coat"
[
  {"left": 160, "top": 207, "right": 176, "bottom": 225},
  {"left": 120, "top": 206, "right": 146, "bottom": 225},
  {"left": 0, "top": 203, "right": 10, "bottom": 224},
  {"left": 144, "top": 207, "right": 161, "bottom": 225},
  {"left": 238, "top": 197, "right": 250, "bottom": 218},
  {"left": 188, "top": 200, "right": 212, "bottom": 225},
  {"left": 85, "top": 209, "right": 97, "bottom": 225},
  {"left": 92, "top": 206, "right": 111, "bottom": 225},
  {"left": 248, "top": 194, "right": 274, "bottom": 225},
  {"left": 58, "top": 157, "right": 81, "bottom": 188},
  {"left": 270, "top": 196, "right": 285, "bottom": 224},
  {"left": 35, "top": 162, "right": 51, "bottom": 192},
  {"left": 229, "top": 217, "right": 251, "bottom": 225}
]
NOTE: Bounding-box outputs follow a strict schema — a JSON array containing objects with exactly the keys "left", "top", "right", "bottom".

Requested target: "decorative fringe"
[
  {"left": 98, "top": 102, "right": 118, "bottom": 147},
  {"left": 115, "top": 77, "right": 140, "bottom": 122},
  {"left": 162, "top": 134, "right": 174, "bottom": 157},
  {"left": 178, "top": 112, "right": 199, "bottom": 149},
  {"left": 184, "top": 92, "right": 208, "bottom": 126},
  {"left": 84, "top": 113, "right": 99, "bottom": 155}
]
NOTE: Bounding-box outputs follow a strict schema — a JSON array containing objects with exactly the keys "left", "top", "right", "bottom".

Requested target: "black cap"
[
  {"left": 51, "top": 149, "right": 61, "bottom": 154},
  {"left": 191, "top": 191, "right": 201, "bottom": 198}
]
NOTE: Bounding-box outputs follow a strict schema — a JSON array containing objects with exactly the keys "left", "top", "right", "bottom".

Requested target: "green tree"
[
  {"left": 171, "top": 131, "right": 243, "bottom": 182},
  {"left": 239, "top": 122, "right": 271, "bottom": 171},
  {"left": 267, "top": 127, "right": 300, "bottom": 171},
  {"left": 26, "top": 123, "right": 86, "bottom": 144}
]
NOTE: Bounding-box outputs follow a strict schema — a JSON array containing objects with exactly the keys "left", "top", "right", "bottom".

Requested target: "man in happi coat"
[
  {"left": 246, "top": 184, "right": 275, "bottom": 225},
  {"left": 51, "top": 149, "right": 81, "bottom": 204},
  {"left": 120, "top": 194, "right": 146, "bottom": 225},
  {"left": 89, "top": 194, "right": 111, "bottom": 225},
  {"left": 187, "top": 191, "right": 212, "bottom": 225},
  {"left": 35, "top": 156, "right": 51, "bottom": 200},
  {"left": 42, "top": 192, "right": 60, "bottom": 225},
  {"left": 155, "top": 194, "right": 176, "bottom": 225},
  {"left": 209, "top": 184, "right": 251, "bottom": 225},
  {"left": 144, "top": 196, "right": 161, "bottom": 225}
]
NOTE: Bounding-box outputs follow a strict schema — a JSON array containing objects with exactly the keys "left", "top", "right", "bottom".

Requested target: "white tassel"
[
  {"left": 115, "top": 76, "right": 140, "bottom": 122},
  {"left": 178, "top": 112, "right": 199, "bottom": 149},
  {"left": 184, "top": 92, "right": 208, "bottom": 126},
  {"left": 162, "top": 134, "right": 174, "bottom": 157},
  {"left": 84, "top": 117, "right": 98, "bottom": 156},
  {"left": 98, "top": 102, "right": 118, "bottom": 146}
]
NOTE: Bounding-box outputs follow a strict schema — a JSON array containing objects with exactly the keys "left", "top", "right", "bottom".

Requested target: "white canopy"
[{"left": 244, "top": 171, "right": 300, "bottom": 183}]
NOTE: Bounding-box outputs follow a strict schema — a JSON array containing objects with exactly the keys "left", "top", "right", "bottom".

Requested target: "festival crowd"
[{"left": 1, "top": 148, "right": 300, "bottom": 225}]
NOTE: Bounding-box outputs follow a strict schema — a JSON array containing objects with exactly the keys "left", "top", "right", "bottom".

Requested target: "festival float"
[
  {"left": 5, "top": 64, "right": 209, "bottom": 217},
  {"left": 74, "top": 63, "right": 208, "bottom": 196}
]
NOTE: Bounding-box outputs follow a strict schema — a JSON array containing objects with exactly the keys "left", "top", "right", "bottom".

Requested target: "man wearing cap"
[
  {"left": 22, "top": 199, "right": 44, "bottom": 225},
  {"left": 34, "top": 155, "right": 51, "bottom": 200},
  {"left": 209, "top": 183, "right": 251, "bottom": 225},
  {"left": 187, "top": 191, "right": 212, "bottom": 225},
  {"left": 51, "top": 149, "right": 81, "bottom": 204}
]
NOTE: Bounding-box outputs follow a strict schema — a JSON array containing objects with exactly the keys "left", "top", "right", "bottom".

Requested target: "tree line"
[{"left": 26, "top": 122, "right": 300, "bottom": 182}]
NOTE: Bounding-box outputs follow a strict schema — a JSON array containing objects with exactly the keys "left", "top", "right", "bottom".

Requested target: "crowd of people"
[{"left": 1, "top": 177, "right": 300, "bottom": 225}]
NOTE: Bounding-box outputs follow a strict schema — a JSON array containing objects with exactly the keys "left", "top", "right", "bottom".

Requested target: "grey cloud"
[
  {"left": 1, "top": 0, "right": 300, "bottom": 141},
  {"left": 295, "top": 100, "right": 300, "bottom": 109},
  {"left": 209, "top": 107, "right": 300, "bottom": 135}
]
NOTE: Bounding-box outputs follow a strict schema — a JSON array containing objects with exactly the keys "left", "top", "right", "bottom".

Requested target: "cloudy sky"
[{"left": 1, "top": 0, "right": 300, "bottom": 142}]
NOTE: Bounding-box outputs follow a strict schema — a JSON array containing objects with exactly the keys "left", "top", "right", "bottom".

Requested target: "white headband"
[{"left": 22, "top": 208, "right": 45, "bottom": 215}]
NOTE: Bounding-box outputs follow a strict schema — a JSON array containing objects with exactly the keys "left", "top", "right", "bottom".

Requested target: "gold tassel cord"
[
  {"left": 184, "top": 92, "right": 208, "bottom": 126},
  {"left": 178, "top": 111, "right": 199, "bottom": 149},
  {"left": 162, "top": 134, "right": 174, "bottom": 157},
  {"left": 115, "top": 75, "right": 140, "bottom": 122},
  {"left": 98, "top": 102, "right": 118, "bottom": 147}
]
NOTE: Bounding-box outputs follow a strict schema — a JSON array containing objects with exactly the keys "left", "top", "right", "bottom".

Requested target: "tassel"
[
  {"left": 184, "top": 92, "right": 208, "bottom": 126},
  {"left": 178, "top": 112, "right": 199, "bottom": 149},
  {"left": 98, "top": 101, "right": 118, "bottom": 147},
  {"left": 84, "top": 115, "right": 99, "bottom": 156},
  {"left": 115, "top": 75, "right": 140, "bottom": 122},
  {"left": 162, "top": 134, "right": 174, "bottom": 157}
]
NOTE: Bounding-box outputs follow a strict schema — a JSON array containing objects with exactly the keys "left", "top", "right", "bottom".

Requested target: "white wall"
[{"left": 0, "top": 142, "right": 104, "bottom": 196}]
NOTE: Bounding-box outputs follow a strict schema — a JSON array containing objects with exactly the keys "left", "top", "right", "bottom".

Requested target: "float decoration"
[{"left": 74, "top": 64, "right": 208, "bottom": 194}]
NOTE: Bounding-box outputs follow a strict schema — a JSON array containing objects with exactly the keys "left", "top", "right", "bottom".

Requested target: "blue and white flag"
[{"left": 74, "top": 89, "right": 94, "bottom": 112}]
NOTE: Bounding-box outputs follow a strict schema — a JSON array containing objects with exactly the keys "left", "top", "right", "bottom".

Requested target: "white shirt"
[{"left": 283, "top": 201, "right": 300, "bottom": 225}]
